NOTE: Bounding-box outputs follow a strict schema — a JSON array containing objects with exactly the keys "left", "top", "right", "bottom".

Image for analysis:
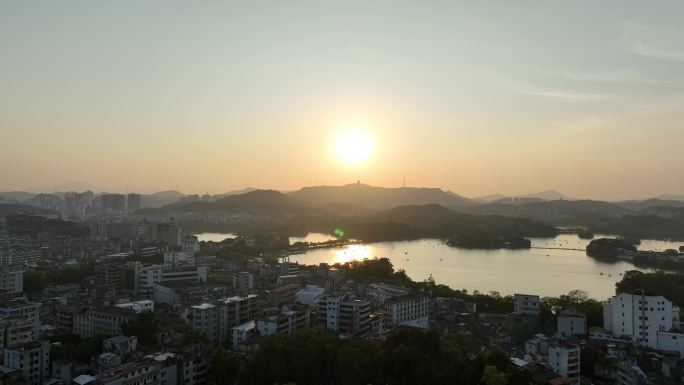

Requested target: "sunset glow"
[{"left": 334, "top": 130, "right": 373, "bottom": 165}]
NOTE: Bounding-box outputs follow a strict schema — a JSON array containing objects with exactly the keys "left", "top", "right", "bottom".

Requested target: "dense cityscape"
[{"left": 0, "top": 189, "right": 682, "bottom": 385}]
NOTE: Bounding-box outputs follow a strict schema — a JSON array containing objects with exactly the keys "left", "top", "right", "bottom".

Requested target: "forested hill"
[{"left": 288, "top": 183, "right": 475, "bottom": 209}]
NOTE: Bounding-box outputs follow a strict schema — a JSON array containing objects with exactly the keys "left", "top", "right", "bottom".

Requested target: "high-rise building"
[
  {"left": 156, "top": 219, "right": 181, "bottom": 247},
  {"left": 95, "top": 265, "right": 124, "bottom": 299},
  {"left": 122, "top": 261, "right": 142, "bottom": 292},
  {"left": 127, "top": 193, "right": 142, "bottom": 214},
  {"left": 100, "top": 194, "right": 126, "bottom": 214},
  {"left": 63, "top": 191, "right": 93, "bottom": 218}
]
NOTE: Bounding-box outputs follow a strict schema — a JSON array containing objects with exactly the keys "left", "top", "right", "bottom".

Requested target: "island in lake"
[{"left": 447, "top": 234, "right": 531, "bottom": 249}]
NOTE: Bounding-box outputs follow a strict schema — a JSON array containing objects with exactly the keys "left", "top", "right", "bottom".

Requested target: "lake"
[
  {"left": 197, "top": 232, "right": 683, "bottom": 299},
  {"left": 195, "top": 232, "right": 237, "bottom": 242}
]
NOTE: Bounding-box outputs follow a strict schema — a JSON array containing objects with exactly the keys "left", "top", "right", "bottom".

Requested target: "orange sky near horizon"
[{"left": 1, "top": 2, "right": 684, "bottom": 200}]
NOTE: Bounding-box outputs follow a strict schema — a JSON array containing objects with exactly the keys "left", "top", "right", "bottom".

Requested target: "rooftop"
[
  {"left": 6, "top": 340, "right": 43, "bottom": 350},
  {"left": 72, "top": 375, "right": 96, "bottom": 385},
  {"left": 233, "top": 320, "right": 256, "bottom": 331},
  {"left": 155, "top": 279, "right": 201, "bottom": 289},
  {"left": 105, "top": 335, "right": 133, "bottom": 344}
]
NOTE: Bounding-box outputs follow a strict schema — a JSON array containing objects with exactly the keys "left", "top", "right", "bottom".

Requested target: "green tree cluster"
[
  {"left": 50, "top": 333, "right": 109, "bottom": 364},
  {"left": 121, "top": 311, "right": 160, "bottom": 348},
  {"left": 24, "top": 265, "right": 95, "bottom": 294},
  {"left": 239, "top": 329, "right": 529, "bottom": 385},
  {"left": 616, "top": 270, "right": 684, "bottom": 307}
]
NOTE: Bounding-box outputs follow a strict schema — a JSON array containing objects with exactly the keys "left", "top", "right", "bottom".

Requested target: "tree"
[
  {"left": 121, "top": 311, "right": 160, "bottom": 347},
  {"left": 23, "top": 271, "right": 50, "bottom": 294},
  {"left": 211, "top": 348, "right": 239, "bottom": 385},
  {"left": 480, "top": 365, "right": 507, "bottom": 385},
  {"left": 181, "top": 330, "right": 209, "bottom": 347},
  {"left": 486, "top": 350, "right": 510, "bottom": 372}
]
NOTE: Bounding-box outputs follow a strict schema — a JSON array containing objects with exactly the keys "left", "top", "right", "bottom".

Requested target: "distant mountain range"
[
  {"left": 0, "top": 203, "right": 57, "bottom": 217},
  {"left": 476, "top": 190, "right": 572, "bottom": 203},
  {"left": 287, "top": 183, "right": 474, "bottom": 210},
  {"left": 3, "top": 184, "right": 684, "bottom": 220},
  {"left": 654, "top": 194, "right": 684, "bottom": 202},
  {"left": 5, "top": 183, "right": 684, "bottom": 239},
  {"left": 139, "top": 190, "right": 310, "bottom": 217}
]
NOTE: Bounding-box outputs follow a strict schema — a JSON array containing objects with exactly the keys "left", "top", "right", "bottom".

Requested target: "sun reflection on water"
[{"left": 333, "top": 244, "right": 373, "bottom": 264}]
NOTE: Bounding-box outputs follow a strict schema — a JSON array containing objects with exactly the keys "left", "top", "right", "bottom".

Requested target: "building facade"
[
  {"left": 3, "top": 340, "right": 50, "bottom": 385},
  {"left": 548, "top": 343, "right": 580, "bottom": 385},
  {"left": 603, "top": 292, "right": 679, "bottom": 348},
  {"left": 514, "top": 294, "right": 540, "bottom": 316}
]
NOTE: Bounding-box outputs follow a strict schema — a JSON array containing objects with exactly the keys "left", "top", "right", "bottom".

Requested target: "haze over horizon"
[
  {"left": 2, "top": 1, "right": 684, "bottom": 200},
  {"left": 2, "top": 181, "right": 682, "bottom": 203}
]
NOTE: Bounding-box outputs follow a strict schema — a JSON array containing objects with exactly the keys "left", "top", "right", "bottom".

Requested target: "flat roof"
[
  {"left": 105, "top": 335, "right": 133, "bottom": 343},
  {"left": 72, "top": 375, "right": 96, "bottom": 385},
  {"left": 233, "top": 320, "right": 256, "bottom": 331}
]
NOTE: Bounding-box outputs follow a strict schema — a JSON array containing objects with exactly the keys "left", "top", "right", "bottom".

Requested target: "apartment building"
[
  {"left": 557, "top": 309, "right": 587, "bottom": 338},
  {"left": 514, "top": 294, "right": 540, "bottom": 316},
  {"left": 73, "top": 307, "right": 136, "bottom": 338},
  {"left": 256, "top": 306, "right": 310, "bottom": 337},
  {"left": 318, "top": 294, "right": 370, "bottom": 337},
  {"left": 384, "top": 295, "right": 429, "bottom": 329},
  {"left": 0, "top": 299, "right": 41, "bottom": 339},
  {"left": 603, "top": 291, "right": 680, "bottom": 349},
  {"left": 549, "top": 343, "right": 580, "bottom": 385},
  {"left": 3, "top": 340, "right": 50, "bottom": 385}
]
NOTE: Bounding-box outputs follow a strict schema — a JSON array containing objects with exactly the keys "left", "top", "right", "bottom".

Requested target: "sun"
[{"left": 335, "top": 129, "right": 373, "bottom": 165}]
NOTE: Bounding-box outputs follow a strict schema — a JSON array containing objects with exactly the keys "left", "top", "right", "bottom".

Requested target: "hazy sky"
[{"left": 2, "top": 1, "right": 684, "bottom": 200}]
